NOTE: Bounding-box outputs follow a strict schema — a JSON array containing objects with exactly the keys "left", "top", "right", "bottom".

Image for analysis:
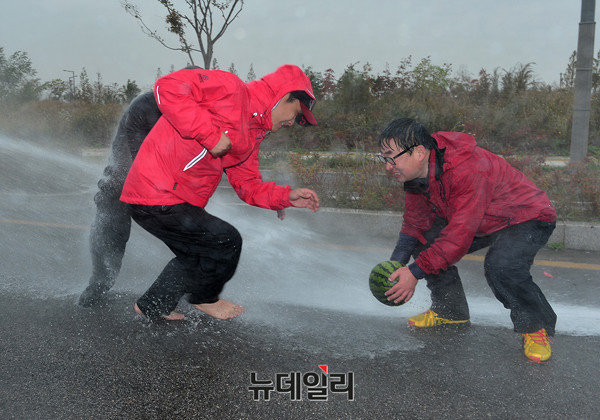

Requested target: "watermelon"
[{"left": 369, "top": 260, "right": 405, "bottom": 306}]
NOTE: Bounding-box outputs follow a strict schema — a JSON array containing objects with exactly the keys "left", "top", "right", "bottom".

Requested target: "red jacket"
[
  {"left": 120, "top": 65, "right": 315, "bottom": 210},
  {"left": 402, "top": 132, "right": 556, "bottom": 275}
]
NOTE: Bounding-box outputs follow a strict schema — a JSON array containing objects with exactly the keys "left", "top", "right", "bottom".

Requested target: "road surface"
[{"left": 1, "top": 135, "right": 599, "bottom": 418}]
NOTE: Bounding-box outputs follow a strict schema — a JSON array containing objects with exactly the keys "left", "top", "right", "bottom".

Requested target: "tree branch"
[
  {"left": 122, "top": 0, "right": 244, "bottom": 70},
  {"left": 122, "top": 1, "right": 185, "bottom": 52},
  {"left": 213, "top": 0, "right": 243, "bottom": 43}
]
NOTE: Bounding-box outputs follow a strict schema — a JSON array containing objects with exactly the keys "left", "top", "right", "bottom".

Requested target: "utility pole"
[
  {"left": 570, "top": 0, "right": 596, "bottom": 163},
  {"left": 62, "top": 69, "right": 76, "bottom": 101}
]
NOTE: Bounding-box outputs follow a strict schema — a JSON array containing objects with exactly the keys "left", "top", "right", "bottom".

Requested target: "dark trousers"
[
  {"left": 86, "top": 124, "right": 133, "bottom": 292},
  {"left": 414, "top": 217, "right": 557, "bottom": 335},
  {"left": 130, "top": 203, "right": 242, "bottom": 318},
  {"left": 86, "top": 92, "right": 161, "bottom": 293}
]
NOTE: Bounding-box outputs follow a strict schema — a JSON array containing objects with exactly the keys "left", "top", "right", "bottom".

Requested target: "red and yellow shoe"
[
  {"left": 522, "top": 329, "right": 552, "bottom": 363},
  {"left": 408, "top": 309, "right": 470, "bottom": 328}
]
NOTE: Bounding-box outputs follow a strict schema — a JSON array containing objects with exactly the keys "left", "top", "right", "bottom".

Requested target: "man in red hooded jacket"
[
  {"left": 83, "top": 64, "right": 320, "bottom": 320},
  {"left": 377, "top": 118, "right": 557, "bottom": 363}
]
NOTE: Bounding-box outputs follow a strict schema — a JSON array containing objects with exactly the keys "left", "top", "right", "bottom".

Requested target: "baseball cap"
[{"left": 296, "top": 94, "right": 317, "bottom": 126}]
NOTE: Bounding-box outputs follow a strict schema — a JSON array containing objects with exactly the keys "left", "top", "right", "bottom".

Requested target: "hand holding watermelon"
[{"left": 385, "top": 265, "right": 418, "bottom": 304}]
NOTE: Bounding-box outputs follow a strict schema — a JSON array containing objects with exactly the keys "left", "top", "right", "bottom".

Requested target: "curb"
[
  {"left": 284, "top": 206, "right": 600, "bottom": 252},
  {"left": 553, "top": 221, "right": 600, "bottom": 251},
  {"left": 258, "top": 169, "right": 599, "bottom": 252}
]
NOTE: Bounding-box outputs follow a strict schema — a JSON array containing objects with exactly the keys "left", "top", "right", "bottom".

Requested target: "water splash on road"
[{"left": 1, "top": 135, "right": 599, "bottom": 357}]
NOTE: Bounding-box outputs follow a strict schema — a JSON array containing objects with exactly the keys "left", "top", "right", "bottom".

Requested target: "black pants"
[
  {"left": 130, "top": 203, "right": 242, "bottom": 318},
  {"left": 414, "top": 217, "right": 557, "bottom": 335},
  {"left": 86, "top": 92, "right": 161, "bottom": 293}
]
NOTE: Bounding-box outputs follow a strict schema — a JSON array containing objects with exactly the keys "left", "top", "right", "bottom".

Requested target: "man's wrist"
[
  {"left": 200, "top": 127, "right": 223, "bottom": 150},
  {"left": 408, "top": 262, "right": 426, "bottom": 279}
]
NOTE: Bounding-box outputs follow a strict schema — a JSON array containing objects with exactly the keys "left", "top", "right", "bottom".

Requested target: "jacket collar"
[{"left": 403, "top": 146, "right": 446, "bottom": 194}]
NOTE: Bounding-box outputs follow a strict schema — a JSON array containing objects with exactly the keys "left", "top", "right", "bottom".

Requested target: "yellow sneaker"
[
  {"left": 408, "top": 309, "right": 470, "bottom": 328},
  {"left": 522, "top": 329, "right": 552, "bottom": 363}
]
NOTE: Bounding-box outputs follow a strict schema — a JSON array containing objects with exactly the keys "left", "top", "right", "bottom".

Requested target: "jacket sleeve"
[
  {"left": 153, "top": 69, "right": 231, "bottom": 150},
  {"left": 414, "top": 171, "right": 490, "bottom": 275},
  {"left": 225, "top": 148, "right": 292, "bottom": 210},
  {"left": 390, "top": 232, "right": 419, "bottom": 265}
]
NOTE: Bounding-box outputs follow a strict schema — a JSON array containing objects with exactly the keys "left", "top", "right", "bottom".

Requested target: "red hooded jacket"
[
  {"left": 120, "top": 65, "right": 315, "bottom": 210},
  {"left": 402, "top": 132, "right": 556, "bottom": 275}
]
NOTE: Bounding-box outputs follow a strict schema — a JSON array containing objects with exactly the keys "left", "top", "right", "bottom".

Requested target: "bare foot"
[
  {"left": 134, "top": 303, "right": 185, "bottom": 321},
  {"left": 192, "top": 299, "right": 245, "bottom": 319}
]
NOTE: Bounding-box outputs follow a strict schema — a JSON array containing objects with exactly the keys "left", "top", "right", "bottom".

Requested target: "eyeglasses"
[{"left": 377, "top": 146, "right": 414, "bottom": 165}]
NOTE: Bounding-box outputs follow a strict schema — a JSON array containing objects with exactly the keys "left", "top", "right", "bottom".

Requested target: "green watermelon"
[{"left": 369, "top": 260, "right": 405, "bottom": 306}]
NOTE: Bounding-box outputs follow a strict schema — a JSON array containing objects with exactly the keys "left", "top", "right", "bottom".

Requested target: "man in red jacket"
[
  {"left": 378, "top": 118, "right": 557, "bottom": 363},
  {"left": 85, "top": 64, "right": 320, "bottom": 321}
]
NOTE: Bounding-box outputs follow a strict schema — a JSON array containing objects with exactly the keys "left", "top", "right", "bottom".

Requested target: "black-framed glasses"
[{"left": 377, "top": 146, "right": 414, "bottom": 165}]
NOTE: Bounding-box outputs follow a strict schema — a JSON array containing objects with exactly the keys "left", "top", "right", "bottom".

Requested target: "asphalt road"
[{"left": 1, "top": 135, "right": 599, "bottom": 419}]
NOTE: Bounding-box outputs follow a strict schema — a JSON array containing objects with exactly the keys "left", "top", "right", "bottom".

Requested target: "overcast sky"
[{"left": 0, "top": 0, "right": 596, "bottom": 90}]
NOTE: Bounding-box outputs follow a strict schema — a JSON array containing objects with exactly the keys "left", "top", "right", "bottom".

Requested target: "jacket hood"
[
  {"left": 246, "top": 64, "right": 315, "bottom": 130},
  {"left": 432, "top": 131, "right": 477, "bottom": 169}
]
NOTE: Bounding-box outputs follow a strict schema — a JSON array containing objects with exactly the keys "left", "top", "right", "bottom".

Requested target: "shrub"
[
  {"left": 284, "top": 153, "right": 405, "bottom": 211},
  {"left": 71, "top": 102, "right": 123, "bottom": 147},
  {"left": 0, "top": 100, "right": 123, "bottom": 150}
]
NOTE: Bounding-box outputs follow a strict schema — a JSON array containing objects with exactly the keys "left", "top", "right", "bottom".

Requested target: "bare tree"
[{"left": 123, "top": 0, "right": 244, "bottom": 69}]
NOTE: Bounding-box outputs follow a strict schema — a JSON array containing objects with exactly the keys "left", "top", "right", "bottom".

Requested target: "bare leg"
[
  {"left": 134, "top": 303, "right": 185, "bottom": 321},
  {"left": 192, "top": 299, "right": 245, "bottom": 319}
]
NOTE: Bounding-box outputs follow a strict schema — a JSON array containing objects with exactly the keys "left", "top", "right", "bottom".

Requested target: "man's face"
[
  {"left": 270, "top": 93, "right": 302, "bottom": 132},
  {"left": 380, "top": 140, "right": 429, "bottom": 183}
]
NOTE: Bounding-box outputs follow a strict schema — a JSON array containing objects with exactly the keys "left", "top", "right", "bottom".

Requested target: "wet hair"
[{"left": 378, "top": 118, "right": 437, "bottom": 152}]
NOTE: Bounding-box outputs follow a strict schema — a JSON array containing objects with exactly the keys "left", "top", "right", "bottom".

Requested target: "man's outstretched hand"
[{"left": 289, "top": 188, "right": 320, "bottom": 212}]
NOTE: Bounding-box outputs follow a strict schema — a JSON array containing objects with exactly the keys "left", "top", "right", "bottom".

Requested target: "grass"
[{"left": 547, "top": 242, "right": 566, "bottom": 251}]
